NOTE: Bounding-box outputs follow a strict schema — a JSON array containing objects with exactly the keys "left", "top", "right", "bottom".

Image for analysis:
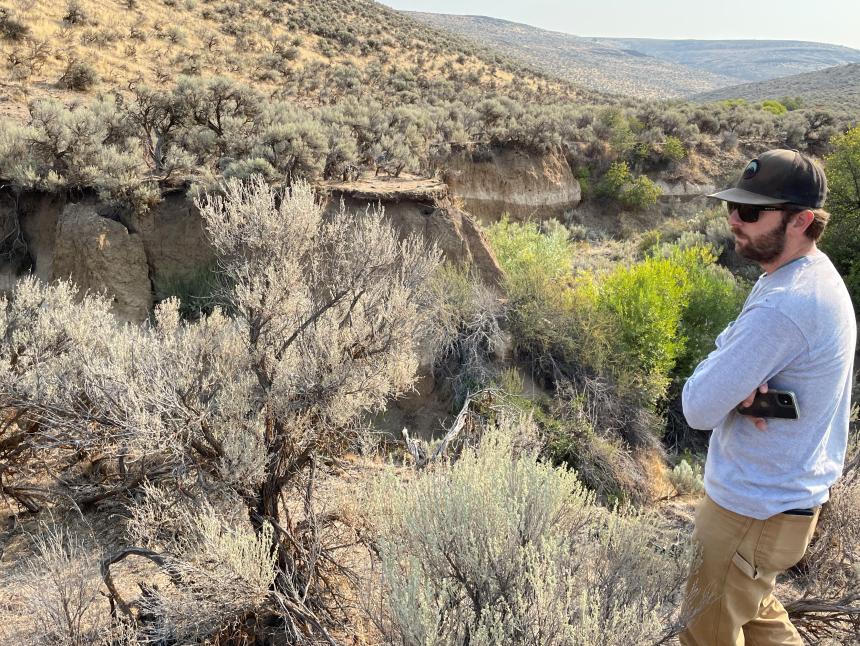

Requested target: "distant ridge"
[
  {"left": 693, "top": 63, "right": 860, "bottom": 111},
  {"left": 406, "top": 12, "right": 740, "bottom": 99},
  {"left": 598, "top": 38, "right": 860, "bottom": 82},
  {"left": 406, "top": 12, "right": 860, "bottom": 100}
]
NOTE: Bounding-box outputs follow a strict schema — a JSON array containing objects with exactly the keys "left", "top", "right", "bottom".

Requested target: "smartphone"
[{"left": 736, "top": 390, "right": 799, "bottom": 420}]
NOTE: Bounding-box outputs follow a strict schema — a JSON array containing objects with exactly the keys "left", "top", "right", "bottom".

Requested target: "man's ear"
[{"left": 792, "top": 209, "right": 814, "bottom": 233}]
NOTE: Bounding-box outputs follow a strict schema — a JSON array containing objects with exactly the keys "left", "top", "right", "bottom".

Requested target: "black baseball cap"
[{"left": 708, "top": 149, "right": 827, "bottom": 208}]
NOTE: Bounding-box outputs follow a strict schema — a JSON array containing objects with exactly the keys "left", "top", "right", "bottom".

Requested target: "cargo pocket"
[{"left": 732, "top": 550, "right": 760, "bottom": 580}]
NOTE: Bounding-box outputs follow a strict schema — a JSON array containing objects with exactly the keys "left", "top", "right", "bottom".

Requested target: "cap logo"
[{"left": 742, "top": 160, "right": 759, "bottom": 179}]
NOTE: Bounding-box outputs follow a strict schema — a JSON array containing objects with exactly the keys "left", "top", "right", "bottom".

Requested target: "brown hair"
[{"left": 785, "top": 206, "right": 830, "bottom": 242}]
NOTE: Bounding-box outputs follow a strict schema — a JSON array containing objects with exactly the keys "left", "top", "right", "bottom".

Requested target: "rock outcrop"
[
  {"left": 320, "top": 175, "right": 505, "bottom": 288},
  {"left": 121, "top": 191, "right": 218, "bottom": 295},
  {"left": 52, "top": 203, "right": 151, "bottom": 323},
  {"left": 17, "top": 191, "right": 65, "bottom": 282},
  {"left": 440, "top": 147, "right": 581, "bottom": 223},
  {"left": 655, "top": 179, "right": 717, "bottom": 200},
  {"left": 7, "top": 176, "right": 504, "bottom": 330}
]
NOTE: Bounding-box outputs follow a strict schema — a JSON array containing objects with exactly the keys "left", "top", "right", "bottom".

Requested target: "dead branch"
[
  {"left": 787, "top": 591, "right": 860, "bottom": 642},
  {"left": 100, "top": 547, "right": 178, "bottom": 618},
  {"left": 429, "top": 391, "right": 477, "bottom": 463},
  {"left": 402, "top": 389, "right": 489, "bottom": 468}
]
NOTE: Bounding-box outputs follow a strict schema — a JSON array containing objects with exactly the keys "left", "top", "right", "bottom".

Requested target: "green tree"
[
  {"left": 780, "top": 96, "right": 804, "bottom": 111},
  {"left": 596, "top": 108, "right": 635, "bottom": 156}
]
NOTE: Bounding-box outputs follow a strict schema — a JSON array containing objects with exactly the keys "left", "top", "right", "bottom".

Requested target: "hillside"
[
  {"left": 406, "top": 12, "right": 743, "bottom": 99},
  {"left": 600, "top": 38, "right": 860, "bottom": 83},
  {"left": 403, "top": 13, "right": 860, "bottom": 100},
  {"left": 0, "top": 0, "right": 856, "bottom": 216},
  {"left": 693, "top": 63, "right": 860, "bottom": 111},
  {"left": 0, "top": 0, "right": 598, "bottom": 122}
]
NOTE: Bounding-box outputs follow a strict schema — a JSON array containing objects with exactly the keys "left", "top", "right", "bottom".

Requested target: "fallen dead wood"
[
  {"left": 787, "top": 591, "right": 860, "bottom": 642},
  {"left": 402, "top": 389, "right": 488, "bottom": 468}
]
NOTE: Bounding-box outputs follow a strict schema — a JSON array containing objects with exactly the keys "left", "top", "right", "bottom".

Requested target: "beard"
[{"left": 733, "top": 215, "right": 789, "bottom": 263}]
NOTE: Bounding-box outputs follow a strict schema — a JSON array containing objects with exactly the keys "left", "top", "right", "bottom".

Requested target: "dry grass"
[{"left": 0, "top": 0, "right": 581, "bottom": 119}]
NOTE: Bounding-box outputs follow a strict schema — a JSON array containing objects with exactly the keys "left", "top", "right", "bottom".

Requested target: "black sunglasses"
[{"left": 726, "top": 202, "right": 786, "bottom": 223}]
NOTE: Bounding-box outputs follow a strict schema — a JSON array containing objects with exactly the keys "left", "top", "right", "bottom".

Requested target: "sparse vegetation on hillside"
[
  {"left": 607, "top": 38, "right": 860, "bottom": 85},
  {"left": 0, "top": 75, "right": 853, "bottom": 215},
  {"left": 407, "top": 12, "right": 740, "bottom": 99},
  {"left": 0, "top": 0, "right": 857, "bottom": 214},
  {"left": 694, "top": 63, "right": 860, "bottom": 112},
  {"left": 406, "top": 14, "right": 860, "bottom": 101}
]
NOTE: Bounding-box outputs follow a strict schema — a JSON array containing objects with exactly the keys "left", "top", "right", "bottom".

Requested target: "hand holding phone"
[{"left": 736, "top": 389, "right": 799, "bottom": 420}]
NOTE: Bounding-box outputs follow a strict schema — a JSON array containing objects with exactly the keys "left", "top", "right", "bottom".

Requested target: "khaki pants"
[{"left": 679, "top": 494, "right": 819, "bottom": 646}]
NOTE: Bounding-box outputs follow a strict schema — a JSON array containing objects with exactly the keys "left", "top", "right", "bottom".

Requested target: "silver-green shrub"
[
  {"left": 14, "top": 520, "right": 103, "bottom": 646},
  {"left": 0, "top": 177, "right": 442, "bottom": 642},
  {"left": 429, "top": 263, "right": 506, "bottom": 404},
  {"left": 361, "top": 418, "right": 691, "bottom": 645},
  {"left": 669, "top": 458, "right": 704, "bottom": 496}
]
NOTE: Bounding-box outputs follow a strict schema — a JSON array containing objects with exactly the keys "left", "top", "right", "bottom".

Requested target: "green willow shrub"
[
  {"left": 761, "top": 99, "right": 788, "bottom": 116},
  {"left": 597, "top": 161, "right": 662, "bottom": 210},
  {"left": 485, "top": 217, "right": 574, "bottom": 296},
  {"left": 596, "top": 107, "right": 635, "bottom": 156},
  {"left": 821, "top": 125, "right": 860, "bottom": 304},
  {"left": 595, "top": 253, "right": 688, "bottom": 403},
  {"left": 594, "top": 244, "right": 745, "bottom": 405},
  {"left": 361, "top": 419, "right": 691, "bottom": 645},
  {"left": 485, "top": 218, "right": 605, "bottom": 367},
  {"left": 661, "top": 135, "right": 686, "bottom": 163},
  {"left": 671, "top": 246, "right": 745, "bottom": 380}
]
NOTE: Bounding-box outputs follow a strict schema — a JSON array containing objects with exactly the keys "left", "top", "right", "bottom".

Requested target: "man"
[{"left": 680, "top": 148, "right": 856, "bottom": 645}]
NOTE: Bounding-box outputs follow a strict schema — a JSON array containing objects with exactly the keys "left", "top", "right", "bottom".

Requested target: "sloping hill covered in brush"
[
  {"left": 600, "top": 38, "right": 860, "bottom": 83},
  {"left": 694, "top": 63, "right": 860, "bottom": 111},
  {"left": 0, "top": 0, "right": 856, "bottom": 214},
  {"left": 406, "top": 12, "right": 743, "bottom": 99},
  {"left": 405, "top": 13, "right": 860, "bottom": 99},
  {"left": 0, "top": 0, "right": 616, "bottom": 209},
  {"left": 0, "top": 0, "right": 598, "bottom": 121}
]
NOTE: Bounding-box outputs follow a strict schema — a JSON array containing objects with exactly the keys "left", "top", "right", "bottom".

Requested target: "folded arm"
[{"left": 682, "top": 306, "right": 807, "bottom": 430}]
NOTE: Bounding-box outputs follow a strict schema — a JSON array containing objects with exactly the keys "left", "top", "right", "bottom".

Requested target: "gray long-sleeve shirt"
[{"left": 682, "top": 251, "right": 856, "bottom": 519}]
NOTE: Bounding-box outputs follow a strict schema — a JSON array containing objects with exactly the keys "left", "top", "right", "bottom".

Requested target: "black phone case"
[{"left": 736, "top": 390, "right": 799, "bottom": 419}]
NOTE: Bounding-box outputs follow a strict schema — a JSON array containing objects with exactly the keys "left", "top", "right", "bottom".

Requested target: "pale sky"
[{"left": 380, "top": 0, "right": 860, "bottom": 50}]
